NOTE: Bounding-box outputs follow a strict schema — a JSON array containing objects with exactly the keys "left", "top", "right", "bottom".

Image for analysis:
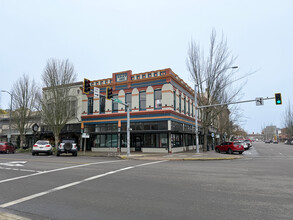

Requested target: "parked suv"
[
  {"left": 215, "top": 142, "right": 244, "bottom": 154},
  {"left": 57, "top": 139, "right": 78, "bottom": 156}
]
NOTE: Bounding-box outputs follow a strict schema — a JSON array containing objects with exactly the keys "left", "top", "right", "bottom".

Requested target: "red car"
[
  {"left": 215, "top": 142, "right": 244, "bottom": 154},
  {"left": 0, "top": 142, "right": 16, "bottom": 154}
]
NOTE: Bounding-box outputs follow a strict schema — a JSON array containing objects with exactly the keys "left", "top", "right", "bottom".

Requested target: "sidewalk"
[{"left": 78, "top": 149, "right": 243, "bottom": 161}]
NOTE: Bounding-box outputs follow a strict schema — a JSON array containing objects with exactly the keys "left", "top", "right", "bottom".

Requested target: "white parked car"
[
  {"left": 235, "top": 141, "right": 249, "bottom": 150},
  {"left": 32, "top": 140, "right": 53, "bottom": 156}
]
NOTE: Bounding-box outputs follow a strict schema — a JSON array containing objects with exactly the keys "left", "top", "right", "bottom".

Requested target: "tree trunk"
[
  {"left": 20, "top": 134, "right": 24, "bottom": 149},
  {"left": 54, "top": 133, "right": 59, "bottom": 153},
  {"left": 203, "top": 127, "right": 209, "bottom": 152}
]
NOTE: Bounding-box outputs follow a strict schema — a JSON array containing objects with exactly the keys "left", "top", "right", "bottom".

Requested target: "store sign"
[{"left": 116, "top": 73, "right": 128, "bottom": 82}]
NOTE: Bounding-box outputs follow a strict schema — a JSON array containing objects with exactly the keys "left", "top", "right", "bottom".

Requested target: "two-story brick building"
[{"left": 81, "top": 68, "right": 200, "bottom": 153}]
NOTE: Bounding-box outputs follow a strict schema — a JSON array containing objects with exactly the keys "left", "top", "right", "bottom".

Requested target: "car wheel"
[
  {"left": 227, "top": 148, "right": 233, "bottom": 154},
  {"left": 239, "top": 151, "right": 243, "bottom": 154},
  {"left": 215, "top": 148, "right": 220, "bottom": 153},
  {"left": 32, "top": 152, "right": 35, "bottom": 156},
  {"left": 56, "top": 152, "right": 60, "bottom": 156}
]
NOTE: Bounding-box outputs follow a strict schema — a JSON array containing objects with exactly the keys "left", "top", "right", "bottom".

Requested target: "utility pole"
[
  {"left": 194, "top": 84, "right": 199, "bottom": 153},
  {"left": 111, "top": 97, "right": 131, "bottom": 157}
]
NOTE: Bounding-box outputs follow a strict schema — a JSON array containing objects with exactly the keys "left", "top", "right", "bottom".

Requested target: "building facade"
[{"left": 81, "top": 68, "right": 201, "bottom": 153}]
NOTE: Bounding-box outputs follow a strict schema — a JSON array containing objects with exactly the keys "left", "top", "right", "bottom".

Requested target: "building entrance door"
[{"left": 133, "top": 135, "right": 143, "bottom": 152}]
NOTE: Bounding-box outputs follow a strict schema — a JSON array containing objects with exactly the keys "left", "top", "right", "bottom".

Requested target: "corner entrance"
[{"left": 133, "top": 134, "right": 143, "bottom": 152}]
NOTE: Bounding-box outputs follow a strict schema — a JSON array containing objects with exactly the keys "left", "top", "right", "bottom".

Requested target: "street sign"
[
  {"left": 82, "top": 133, "right": 90, "bottom": 138},
  {"left": 113, "top": 98, "right": 123, "bottom": 104},
  {"left": 256, "top": 97, "right": 264, "bottom": 106},
  {"left": 94, "top": 87, "right": 100, "bottom": 97}
]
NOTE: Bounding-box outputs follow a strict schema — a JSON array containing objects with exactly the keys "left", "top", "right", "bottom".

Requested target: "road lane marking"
[
  {"left": 0, "top": 160, "right": 126, "bottom": 184},
  {"left": 0, "top": 161, "right": 27, "bottom": 167},
  {"left": 0, "top": 166, "right": 41, "bottom": 173},
  {"left": 0, "top": 160, "right": 165, "bottom": 208}
]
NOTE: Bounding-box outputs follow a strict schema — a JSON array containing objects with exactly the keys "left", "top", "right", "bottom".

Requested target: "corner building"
[{"left": 81, "top": 68, "right": 198, "bottom": 153}]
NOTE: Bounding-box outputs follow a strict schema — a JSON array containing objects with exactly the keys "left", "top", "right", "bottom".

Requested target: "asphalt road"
[{"left": 1, "top": 142, "right": 293, "bottom": 220}]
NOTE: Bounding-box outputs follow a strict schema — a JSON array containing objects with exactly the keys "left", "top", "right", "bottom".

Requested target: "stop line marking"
[
  {"left": 0, "top": 166, "right": 41, "bottom": 173},
  {"left": 0, "top": 161, "right": 27, "bottom": 167},
  {"left": 0, "top": 160, "right": 165, "bottom": 208}
]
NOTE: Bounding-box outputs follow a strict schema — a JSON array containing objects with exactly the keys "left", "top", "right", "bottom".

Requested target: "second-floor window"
[
  {"left": 179, "top": 94, "right": 181, "bottom": 112},
  {"left": 188, "top": 100, "right": 190, "bottom": 116},
  {"left": 112, "top": 94, "right": 118, "bottom": 113},
  {"left": 100, "top": 95, "right": 105, "bottom": 114},
  {"left": 191, "top": 101, "right": 194, "bottom": 117},
  {"left": 88, "top": 97, "right": 93, "bottom": 114},
  {"left": 184, "top": 97, "right": 186, "bottom": 114},
  {"left": 69, "top": 99, "right": 77, "bottom": 117},
  {"left": 139, "top": 91, "right": 146, "bottom": 110},
  {"left": 173, "top": 91, "right": 176, "bottom": 111},
  {"left": 125, "top": 93, "right": 132, "bottom": 112},
  {"left": 154, "top": 89, "right": 162, "bottom": 110}
]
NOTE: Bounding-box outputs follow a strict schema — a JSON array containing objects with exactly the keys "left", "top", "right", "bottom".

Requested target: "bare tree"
[
  {"left": 187, "top": 30, "right": 243, "bottom": 151},
  {"left": 11, "top": 74, "right": 38, "bottom": 148},
  {"left": 283, "top": 101, "right": 293, "bottom": 139},
  {"left": 40, "top": 59, "right": 77, "bottom": 148}
]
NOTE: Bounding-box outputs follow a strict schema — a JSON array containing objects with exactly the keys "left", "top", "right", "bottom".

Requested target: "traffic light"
[
  {"left": 275, "top": 93, "right": 282, "bottom": 105},
  {"left": 83, "top": 78, "right": 91, "bottom": 94},
  {"left": 106, "top": 87, "right": 113, "bottom": 100}
]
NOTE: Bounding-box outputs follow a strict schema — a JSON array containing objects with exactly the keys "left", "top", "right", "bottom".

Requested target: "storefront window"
[
  {"left": 93, "top": 134, "right": 118, "bottom": 148},
  {"left": 171, "top": 134, "right": 183, "bottom": 147},
  {"left": 160, "top": 134, "right": 168, "bottom": 148}
]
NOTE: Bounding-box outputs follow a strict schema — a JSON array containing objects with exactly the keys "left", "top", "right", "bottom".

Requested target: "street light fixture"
[
  {"left": 1, "top": 90, "right": 13, "bottom": 143},
  {"left": 194, "top": 66, "right": 238, "bottom": 153}
]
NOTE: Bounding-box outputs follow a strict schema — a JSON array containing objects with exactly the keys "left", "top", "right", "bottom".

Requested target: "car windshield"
[
  {"left": 0, "top": 142, "right": 6, "bottom": 145},
  {"left": 36, "top": 141, "right": 49, "bottom": 145},
  {"left": 62, "top": 140, "right": 75, "bottom": 143}
]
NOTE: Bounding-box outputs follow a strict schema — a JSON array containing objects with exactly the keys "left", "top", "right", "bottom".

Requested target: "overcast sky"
[{"left": 0, "top": 0, "right": 292, "bottom": 134}]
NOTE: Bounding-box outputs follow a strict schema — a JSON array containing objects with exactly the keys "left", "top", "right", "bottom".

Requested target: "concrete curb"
[{"left": 118, "top": 155, "right": 241, "bottom": 161}]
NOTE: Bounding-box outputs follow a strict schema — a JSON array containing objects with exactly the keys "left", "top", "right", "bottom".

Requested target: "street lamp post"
[
  {"left": 194, "top": 66, "right": 238, "bottom": 153},
  {"left": 1, "top": 90, "right": 13, "bottom": 143}
]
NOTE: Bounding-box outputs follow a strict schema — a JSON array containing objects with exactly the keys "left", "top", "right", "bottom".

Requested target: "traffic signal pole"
[{"left": 197, "top": 96, "right": 276, "bottom": 109}]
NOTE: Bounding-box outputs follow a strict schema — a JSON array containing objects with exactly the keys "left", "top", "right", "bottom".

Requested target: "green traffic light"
[{"left": 275, "top": 93, "right": 282, "bottom": 105}]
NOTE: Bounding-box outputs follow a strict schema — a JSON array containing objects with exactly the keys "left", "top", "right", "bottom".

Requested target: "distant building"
[{"left": 262, "top": 125, "right": 281, "bottom": 141}]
